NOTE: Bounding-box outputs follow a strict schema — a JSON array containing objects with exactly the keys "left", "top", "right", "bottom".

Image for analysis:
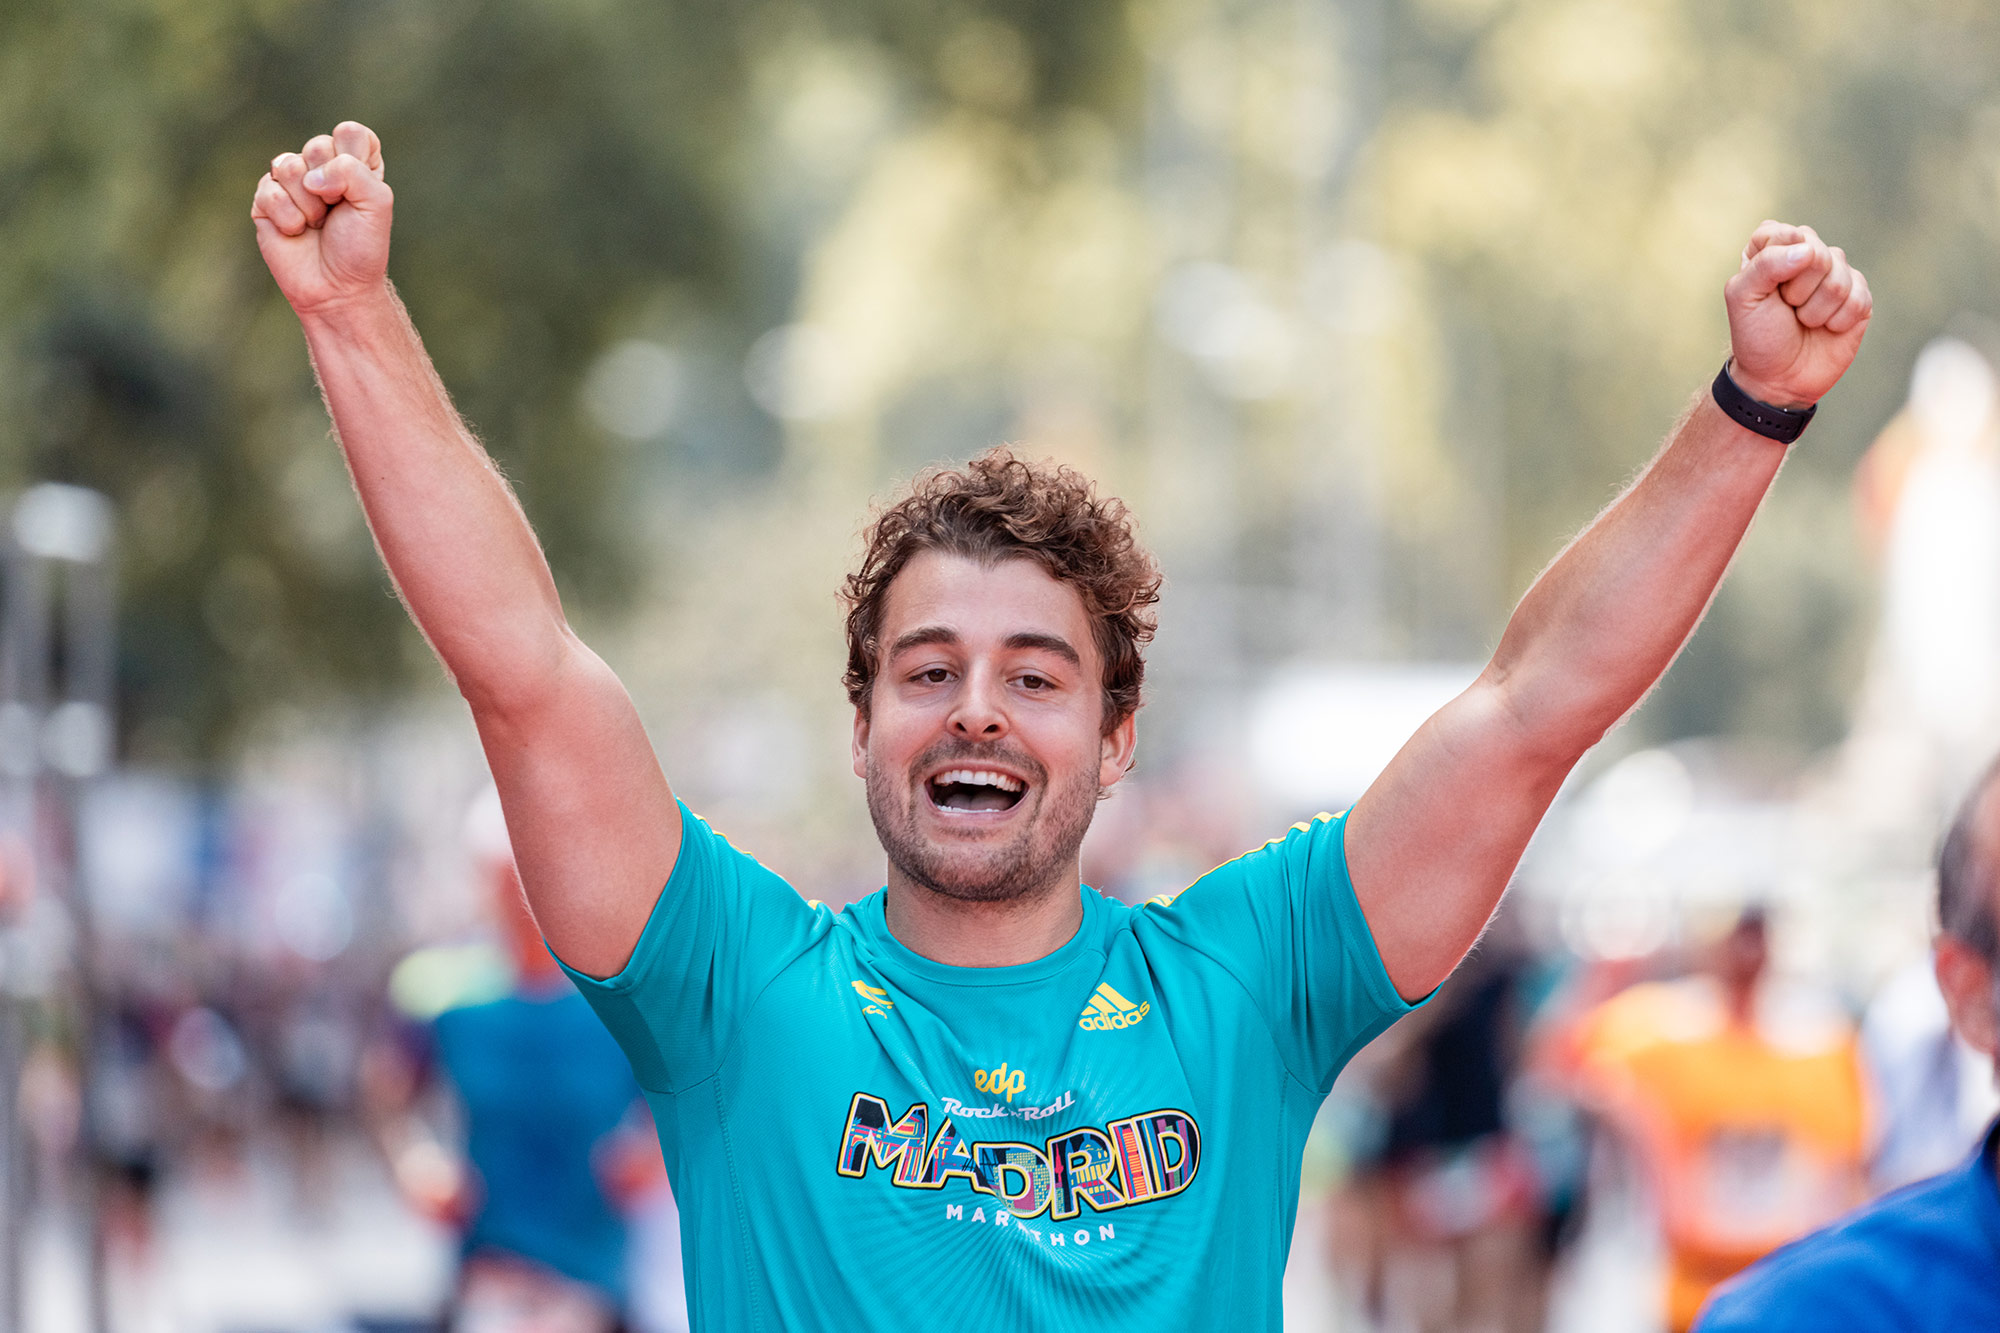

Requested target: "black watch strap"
[{"left": 1712, "top": 360, "right": 1816, "bottom": 444}]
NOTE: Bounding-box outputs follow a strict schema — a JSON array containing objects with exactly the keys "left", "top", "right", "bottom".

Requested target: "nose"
[{"left": 947, "top": 665, "right": 1009, "bottom": 740}]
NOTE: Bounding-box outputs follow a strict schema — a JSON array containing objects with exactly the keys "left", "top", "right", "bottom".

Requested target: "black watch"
[{"left": 1712, "top": 360, "right": 1816, "bottom": 445}]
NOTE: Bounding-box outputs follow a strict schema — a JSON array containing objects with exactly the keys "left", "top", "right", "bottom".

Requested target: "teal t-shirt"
[{"left": 561, "top": 802, "right": 1420, "bottom": 1332}]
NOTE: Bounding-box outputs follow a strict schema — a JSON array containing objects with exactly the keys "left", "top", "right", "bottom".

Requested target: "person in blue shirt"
[
  {"left": 367, "top": 796, "right": 667, "bottom": 1332},
  {"left": 1696, "top": 762, "right": 2000, "bottom": 1331},
  {"left": 249, "top": 119, "right": 1873, "bottom": 1330}
]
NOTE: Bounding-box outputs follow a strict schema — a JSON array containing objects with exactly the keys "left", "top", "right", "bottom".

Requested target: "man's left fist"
[{"left": 1723, "top": 221, "right": 1872, "bottom": 410}]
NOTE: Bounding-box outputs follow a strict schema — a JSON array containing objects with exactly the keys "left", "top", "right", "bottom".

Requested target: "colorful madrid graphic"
[{"left": 835, "top": 1093, "right": 1202, "bottom": 1221}]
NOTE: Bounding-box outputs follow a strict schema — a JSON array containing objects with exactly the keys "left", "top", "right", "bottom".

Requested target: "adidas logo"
[{"left": 1078, "top": 983, "right": 1151, "bottom": 1031}]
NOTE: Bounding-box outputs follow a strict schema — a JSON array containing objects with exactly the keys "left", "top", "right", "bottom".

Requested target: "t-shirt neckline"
[{"left": 848, "top": 885, "right": 1109, "bottom": 988}]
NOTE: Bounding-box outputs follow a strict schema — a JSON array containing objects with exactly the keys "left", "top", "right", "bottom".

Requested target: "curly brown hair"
[{"left": 842, "top": 448, "right": 1162, "bottom": 732}]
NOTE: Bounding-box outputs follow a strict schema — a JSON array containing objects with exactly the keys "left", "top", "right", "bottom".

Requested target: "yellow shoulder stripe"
[{"left": 1138, "top": 809, "right": 1346, "bottom": 911}]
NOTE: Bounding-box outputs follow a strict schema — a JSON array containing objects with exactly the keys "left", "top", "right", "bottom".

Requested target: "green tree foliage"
[
  {"left": 0, "top": 0, "right": 736, "bottom": 759},
  {"left": 0, "top": 0, "right": 1142, "bottom": 764},
  {"left": 1369, "top": 0, "right": 2000, "bottom": 744},
  {"left": 11, "top": 0, "right": 2000, "bottom": 770}
]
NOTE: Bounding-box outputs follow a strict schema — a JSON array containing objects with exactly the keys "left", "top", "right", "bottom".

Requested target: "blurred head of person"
[
  {"left": 1936, "top": 760, "right": 2000, "bottom": 1075},
  {"left": 466, "top": 786, "right": 562, "bottom": 987},
  {"left": 841, "top": 450, "right": 1159, "bottom": 906},
  {"left": 1715, "top": 905, "right": 1772, "bottom": 1017}
]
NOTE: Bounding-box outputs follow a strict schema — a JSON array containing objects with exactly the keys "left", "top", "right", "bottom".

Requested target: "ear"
[
  {"left": 1098, "top": 712, "right": 1138, "bottom": 791},
  {"left": 1936, "top": 936, "right": 1999, "bottom": 1059},
  {"left": 851, "top": 705, "right": 871, "bottom": 782}
]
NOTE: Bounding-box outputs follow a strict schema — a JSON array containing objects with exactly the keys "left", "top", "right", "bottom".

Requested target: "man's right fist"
[{"left": 251, "top": 121, "right": 392, "bottom": 316}]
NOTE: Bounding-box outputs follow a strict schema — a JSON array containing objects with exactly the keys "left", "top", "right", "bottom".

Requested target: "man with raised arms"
[{"left": 251, "top": 122, "right": 1871, "bottom": 1330}]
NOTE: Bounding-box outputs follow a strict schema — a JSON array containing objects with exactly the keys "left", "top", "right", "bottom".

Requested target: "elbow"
[
  {"left": 1476, "top": 668, "right": 1620, "bottom": 776},
  {"left": 452, "top": 626, "right": 592, "bottom": 730}
]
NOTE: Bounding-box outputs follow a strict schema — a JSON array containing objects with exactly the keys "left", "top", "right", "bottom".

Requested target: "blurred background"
[{"left": 6, "top": 0, "right": 2000, "bottom": 1328}]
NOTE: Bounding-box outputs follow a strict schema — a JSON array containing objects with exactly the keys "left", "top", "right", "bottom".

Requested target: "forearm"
[
  {"left": 1487, "top": 390, "right": 1788, "bottom": 758},
  {"left": 255, "top": 123, "right": 682, "bottom": 974},
  {"left": 300, "top": 282, "right": 572, "bottom": 713},
  {"left": 1348, "top": 222, "right": 1869, "bottom": 1000}
]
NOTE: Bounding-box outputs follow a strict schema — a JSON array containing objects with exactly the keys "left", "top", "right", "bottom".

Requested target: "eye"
[
  {"left": 1019, "top": 673, "right": 1051, "bottom": 690},
  {"left": 917, "top": 667, "right": 951, "bottom": 684}
]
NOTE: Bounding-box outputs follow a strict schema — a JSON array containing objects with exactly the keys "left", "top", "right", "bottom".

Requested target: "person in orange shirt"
[{"left": 1563, "top": 909, "right": 1870, "bottom": 1332}]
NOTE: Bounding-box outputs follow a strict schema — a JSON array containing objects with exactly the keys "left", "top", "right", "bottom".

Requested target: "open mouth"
[{"left": 926, "top": 768, "right": 1026, "bottom": 813}]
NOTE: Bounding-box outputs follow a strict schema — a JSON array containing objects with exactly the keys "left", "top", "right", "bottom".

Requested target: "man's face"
[{"left": 851, "top": 550, "right": 1137, "bottom": 903}]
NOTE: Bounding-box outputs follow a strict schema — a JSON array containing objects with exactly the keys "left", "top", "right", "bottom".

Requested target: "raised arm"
[
  {"left": 1347, "top": 222, "right": 1873, "bottom": 999},
  {"left": 252, "top": 123, "right": 678, "bottom": 977}
]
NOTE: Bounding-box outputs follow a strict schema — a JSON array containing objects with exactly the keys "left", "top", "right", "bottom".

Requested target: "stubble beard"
[{"left": 866, "top": 744, "right": 1101, "bottom": 904}]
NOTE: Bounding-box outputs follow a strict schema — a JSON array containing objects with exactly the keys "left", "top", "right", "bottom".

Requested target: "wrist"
[
  {"left": 294, "top": 280, "right": 402, "bottom": 338},
  {"left": 1712, "top": 359, "right": 1816, "bottom": 445},
  {"left": 1722, "top": 360, "right": 1813, "bottom": 412}
]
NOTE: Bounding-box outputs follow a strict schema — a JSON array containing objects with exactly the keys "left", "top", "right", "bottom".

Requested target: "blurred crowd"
[
  {"left": 29, "top": 765, "right": 1986, "bottom": 1333},
  {"left": 1303, "top": 900, "right": 1991, "bottom": 1333},
  {"left": 5, "top": 773, "right": 690, "bottom": 1333},
  {"left": 0, "top": 330, "right": 1994, "bottom": 1332}
]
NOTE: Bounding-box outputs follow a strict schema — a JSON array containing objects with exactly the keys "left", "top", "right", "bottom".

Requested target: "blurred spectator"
[
  {"left": 1554, "top": 908, "right": 1869, "bottom": 1332},
  {"left": 266, "top": 974, "right": 369, "bottom": 1211},
  {"left": 1330, "top": 916, "right": 1564, "bottom": 1333},
  {"left": 362, "top": 791, "right": 674, "bottom": 1333},
  {"left": 1697, "top": 763, "right": 2000, "bottom": 1330},
  {"left": 87, "top": 1001, "right": 172, "bottom": 1265}
]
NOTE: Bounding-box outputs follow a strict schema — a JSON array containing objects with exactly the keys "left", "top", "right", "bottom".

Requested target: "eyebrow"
[
  {"left": 888, "top": 625, "right": 961, "bottom": 658},
  {"left": 1003, "top": 632, "right": 1081, "bottom": 668},
  {"left": 886, "top": 626, "right": 1082, "bottom": 669}
]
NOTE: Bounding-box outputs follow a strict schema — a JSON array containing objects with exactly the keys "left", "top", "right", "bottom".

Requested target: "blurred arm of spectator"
[
  {"left": 594, "top": 1103, "right": 669, "bottom": 1210},
  {"left": 358, "top": 1023, "right": 474, "bottom": 1229},
  {"left": 251, "top": 122, "right": 679, "bottom": 980},
  {"left": 0, "top": 834, "right": 32, "bottom": 925},
  {"left": 1347, "top": 224, "right": 1872, "bottom": 1000},
  {"left": 1533, "top": 971, "right": 1690, "bottom": 1164}
]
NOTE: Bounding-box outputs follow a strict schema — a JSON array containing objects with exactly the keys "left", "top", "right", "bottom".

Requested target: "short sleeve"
[
  {"left": 555, "top": 801, "right": 827, "bottom": 1094},
  {"left": 1137, "top": 811, "right": 1424, "bottom": 1092}
]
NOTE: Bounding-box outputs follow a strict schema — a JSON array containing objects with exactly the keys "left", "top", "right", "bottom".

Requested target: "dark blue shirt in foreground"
[{"left": 1697, "top": 1119, "right": 2000, "bottom": 1331}]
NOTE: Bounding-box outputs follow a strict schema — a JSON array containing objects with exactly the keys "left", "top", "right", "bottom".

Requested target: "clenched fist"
[
  {"left": 1724, "top": 221, "right": 1873, "bottom": 410},
  {"left": 251, "top": 121, "right": 393, "bottom": 316}
]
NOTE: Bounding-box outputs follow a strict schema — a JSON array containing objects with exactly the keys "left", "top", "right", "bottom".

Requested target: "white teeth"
[{"left": 934, "top": 769, "right": 1024, "bottom": 792}]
